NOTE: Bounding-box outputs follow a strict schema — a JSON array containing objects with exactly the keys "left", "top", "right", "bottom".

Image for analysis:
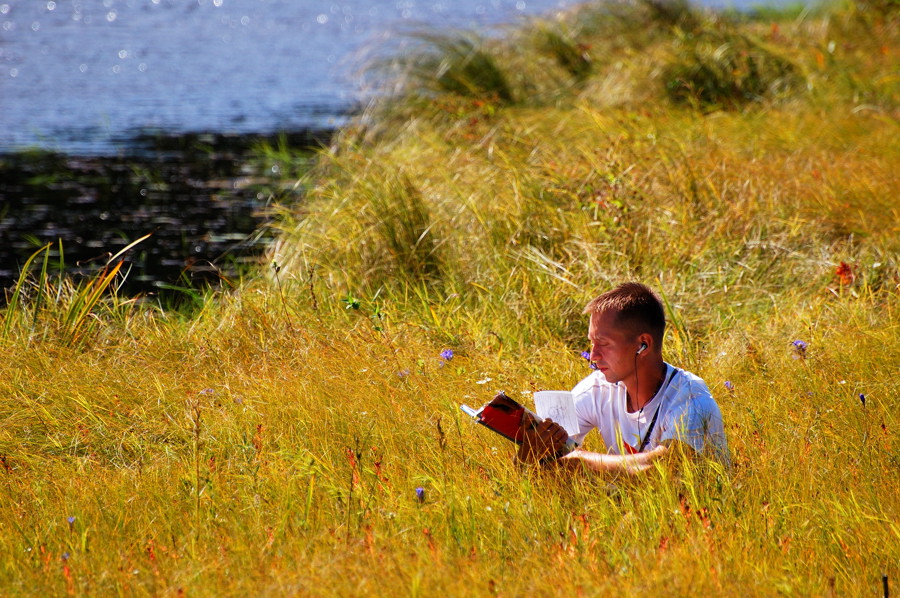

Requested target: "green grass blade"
[{"left": 2, "top": 242, "right": 52, "bottom": 339}]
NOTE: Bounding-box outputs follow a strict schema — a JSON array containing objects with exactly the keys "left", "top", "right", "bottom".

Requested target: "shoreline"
[
  {"left": 0, "top": 126, "right": 339, "bottom": 160},
  {"left": 0, "top": 127, "right": 335, "bottom": 304}
]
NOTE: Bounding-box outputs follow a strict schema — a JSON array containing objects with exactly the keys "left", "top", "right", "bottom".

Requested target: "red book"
[{"left": 460, "top": 392, "right": 541, "bottom": 444}]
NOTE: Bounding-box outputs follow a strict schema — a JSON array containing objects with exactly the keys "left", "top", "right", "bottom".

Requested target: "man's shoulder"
[
  {"left": 668, "top": 365, "right": 713, "bottom": 396},
  {"left": 571, "top": 371, "right": 615, "bottom": 395},
  {"left": 666, "top": 366, "right": 722, "bottom": 415},
  {"left": 572, "top": 371, "right": 616, "bottom": 402}
]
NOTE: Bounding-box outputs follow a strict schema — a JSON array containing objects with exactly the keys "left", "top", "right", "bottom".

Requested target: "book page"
[{"left": 533, "top": 391, "right": 579, "bottom": 436}]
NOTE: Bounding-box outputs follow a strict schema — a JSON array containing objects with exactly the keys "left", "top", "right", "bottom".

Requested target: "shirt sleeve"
[
  {"left": 660, "top": 383, "right": 728, "bottom": 459},
  {"left": 570, "top": 375, "right": 602, "bottom": 446}
]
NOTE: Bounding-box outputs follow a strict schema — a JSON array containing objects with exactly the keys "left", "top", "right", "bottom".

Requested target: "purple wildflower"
[
  {"left": 67, "top": 516, "right": 76, "bottom": 524},
  {"left": 724, "top": 381, "right": 734, "bottom": 391},
  {"left": 398, "top": 369, "right": 411, "bottom": 378},
  {"left": 791, "top": 340, "right": 808, "bottom": 359},
  {"left": 415, "top": 487, "right": 425, "bottom": 503},
  {"left": 859, "top": 393, "right": 866, "bottom": 406},
  {"left": 440, "top": 349, "right": 454, "bottom": 361},
  {"left": 62, "top": 552, "right": 70, "bottom": 561},
  {"left": 581, "top": 350, "right": 598, "bottom": 369}
]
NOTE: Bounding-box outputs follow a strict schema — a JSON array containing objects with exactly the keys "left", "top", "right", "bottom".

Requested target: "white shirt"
[{"left": 570, "top": 363, "right": 728, "bottom": 460}]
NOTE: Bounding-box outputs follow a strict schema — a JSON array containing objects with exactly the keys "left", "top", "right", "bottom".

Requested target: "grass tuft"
[
  {"left": 395, "top": 32, "right": 516, "bottom": 104},
  {"left": 2, "top": 237, "right": 150, "bottom": 347},
  {"left": 663, "top": 29, "right": 804, "bottom": 108},
  {"left": 537, "top": 25, "right": 595, "bottom": 82}
]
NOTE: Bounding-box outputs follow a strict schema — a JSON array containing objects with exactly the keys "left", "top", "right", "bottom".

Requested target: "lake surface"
[
  {"left": 0, "top": 0, "right": 594, "bottom": 156},
  {"left": 0, "top": 0, "right": 790, "bottom": 155}
]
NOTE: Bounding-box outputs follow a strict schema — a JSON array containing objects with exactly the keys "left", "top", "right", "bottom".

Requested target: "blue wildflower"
[
  {"left": 581, "top": 350, "right": 598, "bottom": 369},
  {"left": 415, "top": 487, "right": 425, "bottom": 503},
  {"left": 791, "top": 340, "right": 808, "bottom": 359},
  {"left": 724, "top": 381, "right": 734, "bottom": 391},
  {"left": 440, "top": 349, "right": 454, "bottom": 361},
  {"left": 67, "top": 516, "right": 76, "bottom": 524},
  {"left": 859, "top": 393, "right": 866, "bottom": 406}
]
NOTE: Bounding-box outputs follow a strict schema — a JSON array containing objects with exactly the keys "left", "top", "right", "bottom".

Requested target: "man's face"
[{"left": 588, "top": 310, "right": 639, "bottom": 384}]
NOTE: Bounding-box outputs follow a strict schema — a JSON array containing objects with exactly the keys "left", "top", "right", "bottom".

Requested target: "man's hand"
[{"left": 516, "top": 416, "right": 569, "bottom": 464}]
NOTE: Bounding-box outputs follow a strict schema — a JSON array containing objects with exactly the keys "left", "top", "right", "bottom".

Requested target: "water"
[
  {"left": 1, "top": 0, "right": 796, "bottom": 301},
  {"left": 1, "top": 0, "right": 586, "bottom": 156}
]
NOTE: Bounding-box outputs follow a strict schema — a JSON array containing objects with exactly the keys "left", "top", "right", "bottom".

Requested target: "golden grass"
[
  {"left": 1, "top": 0, "right": 898, "bottom": 595},
  {"left": 1, "top": 289, "right": 896, "bottom": 595}
]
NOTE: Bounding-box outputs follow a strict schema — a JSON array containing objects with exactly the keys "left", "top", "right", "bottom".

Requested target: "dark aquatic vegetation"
[{"left": 0, "top": 132, "right": 326, "bottom": 304}]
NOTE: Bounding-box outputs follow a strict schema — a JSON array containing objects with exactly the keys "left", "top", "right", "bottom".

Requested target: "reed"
[{"left": 2, "top": 235, "right": 150, "bottom": 347}]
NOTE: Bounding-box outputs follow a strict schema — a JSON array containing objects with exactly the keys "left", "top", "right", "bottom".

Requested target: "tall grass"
[
  {"left": 1, "top": 279, "right": 896, "bottom": 595},
  {"left": 663, "top": 29, "right": 804, "bottom": 108},
  {"left": 2, "top": 234, "right": 150, "bottom": 347},
  {"left": 1, "top": 0, "right": 898, "bottom": 595}
]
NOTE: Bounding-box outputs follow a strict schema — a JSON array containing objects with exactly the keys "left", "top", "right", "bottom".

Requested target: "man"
[{"left": 519, "top": 282, "right": 728, "bottom": 473}]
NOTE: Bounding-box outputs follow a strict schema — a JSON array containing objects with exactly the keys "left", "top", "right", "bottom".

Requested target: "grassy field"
[{"left": 1, "top": 0, "right": 898, "bottom": 595}]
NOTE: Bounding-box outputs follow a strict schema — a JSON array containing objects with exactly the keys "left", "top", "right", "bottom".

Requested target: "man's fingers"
[
  {"left": 538, "top": 419, "right": 564, "bottom": 433},
  {"left": 534, "top": 419, "right": 568, "bottom": 453},
  {"left": 518, "top": 418, "right": 570, "bottom": 463},
  {"left": 542, "top": 420, "right": 568, "bottom": 441}
]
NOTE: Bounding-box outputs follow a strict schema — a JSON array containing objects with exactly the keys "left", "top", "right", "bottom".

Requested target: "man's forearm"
[{"left": 559, "top": 446, "right": 667, "bottom": 475}]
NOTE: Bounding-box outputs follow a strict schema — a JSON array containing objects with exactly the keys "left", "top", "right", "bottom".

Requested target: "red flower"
[{"left": 835, "top": 261, "right": 854, "bottom": 286}]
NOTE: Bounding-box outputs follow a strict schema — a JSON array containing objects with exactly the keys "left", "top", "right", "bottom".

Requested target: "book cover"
[
  {"left": 460, "top": 392, "right": 578, "bottom": 457},
  {"left": 460, "top": 392, "right": 540, "bottom": 444}
]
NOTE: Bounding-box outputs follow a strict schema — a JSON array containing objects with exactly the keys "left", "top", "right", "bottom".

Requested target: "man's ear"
[{"left": 637, "top": 333, "right": 654, "bottom": 355}]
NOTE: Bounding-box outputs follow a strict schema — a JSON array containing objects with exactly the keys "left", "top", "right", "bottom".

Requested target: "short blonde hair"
[{"left": 584, "top": 282, "right": 666, "bottom": 345}]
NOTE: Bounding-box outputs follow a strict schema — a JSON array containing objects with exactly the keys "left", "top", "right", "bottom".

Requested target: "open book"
[{"left": 460, "top": 391, "right": 579, "bottom": 453}]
